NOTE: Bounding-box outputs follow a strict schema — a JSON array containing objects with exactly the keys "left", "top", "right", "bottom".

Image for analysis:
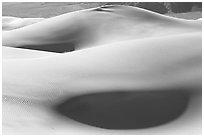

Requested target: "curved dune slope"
[
  {"left": 2, "top": 16, "right": 44, "bottom": 31},
  {"left": 3, "top": 5, "right": 201, "bottom": 52},
  {"left": 2, "top": 5, "right": 202, "bottom": 134},
  {"left": 2, "top": 46, "right": 59, "bottom": 59}
]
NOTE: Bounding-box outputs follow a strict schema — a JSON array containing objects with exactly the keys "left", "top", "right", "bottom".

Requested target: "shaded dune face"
[
  {"left": 18, "top": 42, "right": 75, "bottom": 53},
  {"left": 2, "top": 5, "right": 201, "bottom": 53},
  {"left": 54, "top": 90, "right": 190, "bottom": 129}
]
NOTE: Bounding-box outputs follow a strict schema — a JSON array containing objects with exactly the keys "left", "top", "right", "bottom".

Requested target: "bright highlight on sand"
[{"left": 2, "top": 5, "right": 202, "bottom": 134}]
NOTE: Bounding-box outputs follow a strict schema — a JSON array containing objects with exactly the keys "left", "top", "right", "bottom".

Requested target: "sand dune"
[
  {"left": 3, "top": 5, "right": 201, "bottom": 52},
  {"left": 2, "top": 16, "right": 44, "bottom": 31},
  {"left": 2, "top": 5, "right": 202, "bottom": 134},
  {"left": 2, "top": 46, "right": 59, "bottom": 59}
]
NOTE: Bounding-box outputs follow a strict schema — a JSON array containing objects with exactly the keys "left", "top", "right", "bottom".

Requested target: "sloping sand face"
[
  {"left": 3, "top": 5, "right": 201, "bottom": 52},
  {"left": 2, "top": 5, "right": 202, "bottom": 134},
  {"left": 2, "top": 16, "right": 44, "bottom": 31},
  {"left": 2, "top": 46, "right": 60, "bottom": 59}
]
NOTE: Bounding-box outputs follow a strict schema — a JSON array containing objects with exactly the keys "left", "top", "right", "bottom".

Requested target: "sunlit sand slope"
[
  {"left": 3, "top": 5, "right": 201, "bottom": 51},
  {"left": 2, "top": 5, "right": 202, "bottom": 134},
  {"left": 2, "top": 16, "right": 44, "bottom": 31}
]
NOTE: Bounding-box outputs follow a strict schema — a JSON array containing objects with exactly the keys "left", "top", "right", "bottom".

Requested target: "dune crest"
[
  {"left": 3, "top": 5, "right": 201, "bottom": 52},
  {"left": 2, "top": 16, "right": 44, "bottom": 31}
]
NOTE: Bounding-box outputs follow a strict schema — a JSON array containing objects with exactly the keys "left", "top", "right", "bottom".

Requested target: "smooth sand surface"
[
  {"left": 2, "top": 5, "right": 202, "bottom": 134},
  {"left": 3, "top": 5, "right": 201, "bottom": 51},
  {"left": 2, "top": 16, "right": 44, "bottom": 31},
  {"left": 2, "top": 46, "right": 59, "bottom": 59}
]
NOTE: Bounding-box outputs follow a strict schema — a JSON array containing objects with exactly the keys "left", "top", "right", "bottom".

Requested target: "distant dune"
[
  {"left": 2, "top": 2, "right": 105, "bottom": 18},
  {"left": 2, "top": 5, "right": 202, "bottom": 135},
  {"left": 2, "top": 2, "right": 202, "bottom": 19}
]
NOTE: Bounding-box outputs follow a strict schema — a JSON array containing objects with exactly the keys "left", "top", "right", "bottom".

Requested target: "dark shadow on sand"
[
  {"left": 18, "top": 42, "right": 75, "bottom": 53},
  {"left": 53, "top": 89, "right": 190, "bottom": 129}
]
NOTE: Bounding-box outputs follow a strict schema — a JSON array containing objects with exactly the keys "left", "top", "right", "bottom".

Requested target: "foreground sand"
[{"left": 2, "top": 5, "right": 202, "bottom": 134}]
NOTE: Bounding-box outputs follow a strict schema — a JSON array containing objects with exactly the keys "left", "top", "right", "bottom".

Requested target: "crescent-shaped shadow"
[{"left": 53, "top": 89, "right": 190, "bottom": 129}]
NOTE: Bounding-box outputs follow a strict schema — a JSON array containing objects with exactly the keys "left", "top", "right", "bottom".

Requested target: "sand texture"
[{"left": 2, "top": 5, "right": 202, "bottom": 134}]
